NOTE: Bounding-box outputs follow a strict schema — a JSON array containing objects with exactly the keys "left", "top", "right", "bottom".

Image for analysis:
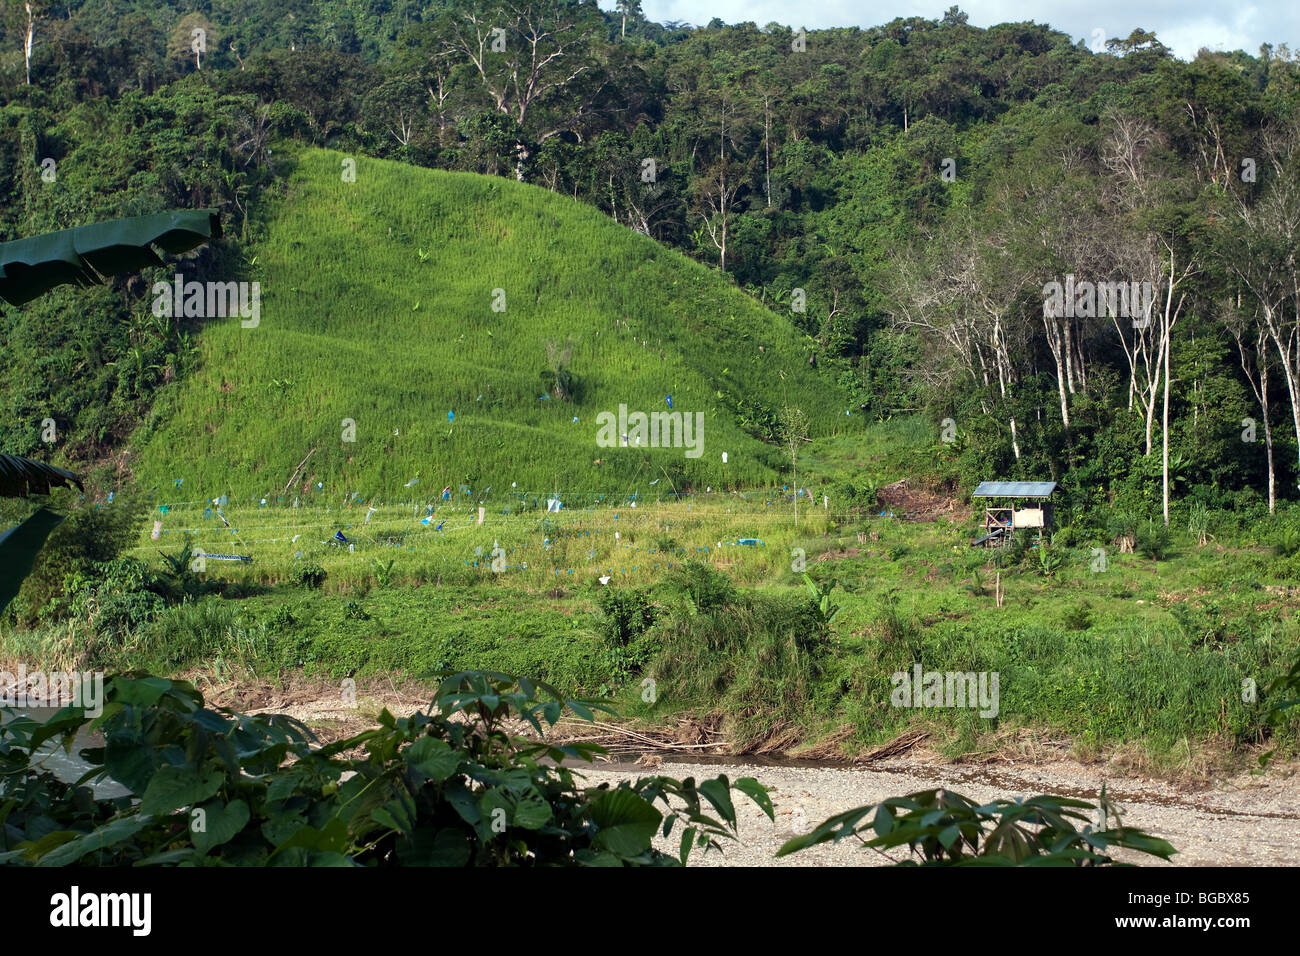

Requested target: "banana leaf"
[
  {"left": 0, "top": 208, "right": 221, "bottom": 306},
  {"left": 0, "top": 507, "right": 65, "bottom": 612},
  {"left": 0, "top": 453, "right": 83, "bottom": 498}
]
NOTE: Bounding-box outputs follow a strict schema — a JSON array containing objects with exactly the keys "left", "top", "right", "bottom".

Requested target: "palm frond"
[
  {"left": 0, "top": 454, "right": 84, "bottom": 498},
  {"left": 0, "top": 209, "right": 221, "bottom": 306}
]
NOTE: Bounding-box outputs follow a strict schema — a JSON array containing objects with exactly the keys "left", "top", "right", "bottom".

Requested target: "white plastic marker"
[
  {"left": 599, "top": 575, "right": 611, "bottom": 585},
  {"left": 405, "top": 478, "right": 418, "bottom": 487},
  {"left": 477, "top": 507, "right": 485, "bottom": 526},
  {"left": 722, "top": 452, "right": 728, "bottom": 463},
  {"left": 151, "top": 520, "right": 162, "bottom": 540},
  {"left": 365, "top": 507, "right": 377, "bottom": 524}
]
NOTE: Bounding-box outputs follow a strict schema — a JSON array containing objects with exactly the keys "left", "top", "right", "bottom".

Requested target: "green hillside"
[{"left": 131, "top": 148, "right": 853, "bottom": 502}]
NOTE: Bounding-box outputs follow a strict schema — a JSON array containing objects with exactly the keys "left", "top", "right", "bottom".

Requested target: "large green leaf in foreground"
[
  {"left": 0, "top": 506, "right": 66, "bottom": 612},
  {"left": 0, "top": 208, "right": 221, "bottom": 306}
]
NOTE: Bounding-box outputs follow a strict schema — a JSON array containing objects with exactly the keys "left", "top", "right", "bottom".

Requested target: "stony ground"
[
  {"left": 575, "top": 755, "right": 1300, "bottom": 867},
  {"left": 203, "top": 676, "right": 1300, "bottom": 867}
]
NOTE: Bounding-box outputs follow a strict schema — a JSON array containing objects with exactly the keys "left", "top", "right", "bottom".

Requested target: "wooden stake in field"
[{"left": 282, "top": 448, "right": 315, "bottom": 495}]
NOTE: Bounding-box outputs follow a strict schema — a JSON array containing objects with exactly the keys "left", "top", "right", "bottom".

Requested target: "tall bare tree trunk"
[
  {"left": 1161, "top": 313, "right": 1172, "bottom": 524},
  {"left": 1263, "top": 356, "right": 1276, "bottom": 513},
  {"left": 24, "top": 3, "right": 35, "bottom": 86}
]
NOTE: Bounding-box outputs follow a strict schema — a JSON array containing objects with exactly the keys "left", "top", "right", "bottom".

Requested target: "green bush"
[
  {"left": 595, "top": 586, "right": 657, "bottom": 648},
  {"left": 13, "top": 495, "right": 146, "bottom": 624},
  {"left": 1060, "top": 602, "right": 1093, "bottom": 631},
  {"left": 662, "top": 561, "right": 737, "bottom": 615},
  {"left": 650, "top": 590, "right": 831, "bottom": 748},
  {"left": 1274, "top": 526, "right": 1300, "bottom": 558},
  {"left": 53, "top": 557, "right": 166, "bottom": 645},
  {"left": 1136, "top": 521, "right": 1173, "bottom": 561},
  {"left": 1035, "top": 545, "right": 1062, "bottom": 577},
  {"left": 778, "top": 787, "right": 1174, "bottom": 865},
  {"left": 0, "top": 672, "right": 775, "bottom": 867},
  {"left": 292, "top": 562, "right": 328, "bottom": 590}
]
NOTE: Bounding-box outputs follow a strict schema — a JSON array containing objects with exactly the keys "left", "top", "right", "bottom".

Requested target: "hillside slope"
[{"left": 131, "top": 149, "right": 854, "bottom": 502}]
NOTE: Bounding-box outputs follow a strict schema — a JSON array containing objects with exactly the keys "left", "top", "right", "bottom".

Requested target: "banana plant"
[
  {"left": 0, "top": 209, "right": 220, "bottom": 610},
  {"left": 0, "top": 455, "right": 83, "bottom": 612},
  {"left": 802, "top": 572, "right": 841, "bottom": 625}
]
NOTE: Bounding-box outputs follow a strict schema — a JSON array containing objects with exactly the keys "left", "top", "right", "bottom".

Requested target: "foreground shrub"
[
  {"left": 777, "top": 787, "right": 1175, "bottom": 866},
  {"left": 0, "top": 670, "right": 1179, "bottom": 866},
  {"left": 0, "top": 671, "right": 773, "bottom": 866}
]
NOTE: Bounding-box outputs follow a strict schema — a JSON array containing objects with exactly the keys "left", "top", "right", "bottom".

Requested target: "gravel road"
[{"left": 574, "top": 755, "right": 1300, "bottom": 866}]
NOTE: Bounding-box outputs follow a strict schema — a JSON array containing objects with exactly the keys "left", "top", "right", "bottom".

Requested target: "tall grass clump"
[{"left": 648, "top": 563, "right": 832, "bottom": 749}]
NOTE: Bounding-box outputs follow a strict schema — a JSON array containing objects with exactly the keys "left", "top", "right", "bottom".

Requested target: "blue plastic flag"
[{"left": 334, "top": 531, "right": 348, "bottom": 544}]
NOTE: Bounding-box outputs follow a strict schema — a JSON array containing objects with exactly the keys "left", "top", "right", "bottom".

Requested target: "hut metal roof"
[{"left": 972, "top": 481, "right": 1058, "bottom": 499}]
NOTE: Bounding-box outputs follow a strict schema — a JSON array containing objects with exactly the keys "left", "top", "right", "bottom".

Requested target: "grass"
[
  {"left": 7, "top": 145, "right": 1297, "bottom": 772},
  {"left": 131, "top": 146, "right": 854, "bottom": 500},
  {"left": 14, "top": 471, "right": 1288, "bottom": 772}
]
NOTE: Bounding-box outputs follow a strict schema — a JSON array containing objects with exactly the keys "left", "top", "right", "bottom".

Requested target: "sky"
[{"left": 605, "top": 1, "right": 1295, "bottom": 62}]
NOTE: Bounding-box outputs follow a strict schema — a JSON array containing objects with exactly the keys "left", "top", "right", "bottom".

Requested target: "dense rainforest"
[{"left": 2, "top": 1, "right": 1300, "bottom": 522}]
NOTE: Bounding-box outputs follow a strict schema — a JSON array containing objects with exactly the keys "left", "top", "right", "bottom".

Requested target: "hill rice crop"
[{"left": 131, "top": 148, "right": 853, "bottom": 501}]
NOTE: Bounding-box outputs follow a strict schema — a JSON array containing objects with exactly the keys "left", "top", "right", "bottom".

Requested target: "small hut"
[{"left": 971, "top": 481, "right": 1057, "bottom": 547}]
